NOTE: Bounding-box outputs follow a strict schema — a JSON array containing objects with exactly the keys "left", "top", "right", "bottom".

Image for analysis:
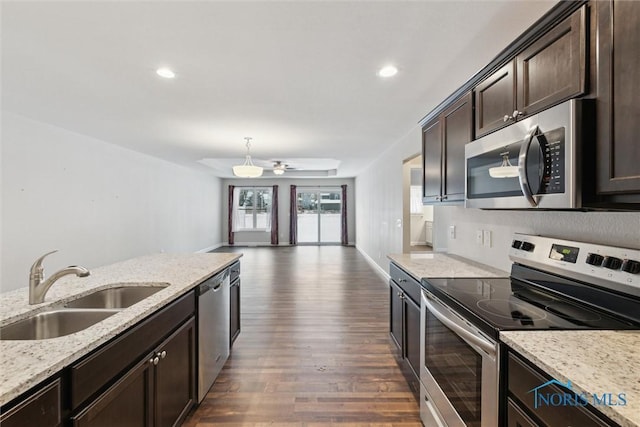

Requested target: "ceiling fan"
[{"left": 272, "top": 160, "right": 295, "bottom": 175}]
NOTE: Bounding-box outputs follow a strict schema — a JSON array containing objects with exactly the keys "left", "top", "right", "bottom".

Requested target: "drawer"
[
  {"left": 508, "top": 352, "right": 611, "bottom": 427},
  {"left": 0, "top": 379, "right": 61, "bottom": 427},
  {"left": 70, "top": 291, "right": 196, "bottom": 410},
  {"left": 507, "top": 398, "right": 537, "bottom": 427},
  {"left": 389, "top": 263, "right": 421, "bottom": 305},
  {"left": 229, "top": 261, "right": 240, "bottom": 283}
]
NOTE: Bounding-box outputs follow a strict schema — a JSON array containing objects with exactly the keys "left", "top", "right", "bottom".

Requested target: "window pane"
[{"left": 236, "top": 190, "right": 253, "bottom": 229}]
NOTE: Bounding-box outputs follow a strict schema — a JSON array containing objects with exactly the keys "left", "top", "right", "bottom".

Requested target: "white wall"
[
  {"left": 356, "top": 127, "right": 422, "bottom": 268},
  {"left": 1, "top": 112, "right": 223, "bottom": 292},
  {"left": 222, "top": 178, "right": 356, "bottom": 245},
  {"left": 437, "top": 206, "right": 640, "bottom": 272}
]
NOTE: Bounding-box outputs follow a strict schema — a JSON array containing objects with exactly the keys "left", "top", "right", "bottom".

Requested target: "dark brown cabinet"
[
  {"left": 69, "top": 291, "right": 196, "bottom": 427},
  {"left": 507, "top": 351, "right": 614, "bottom": 427},
  {"left": 0, "top": 379, "right": 62, "bottom": 427},
  {"left": 595, "top": 0, "right": 640, "bottom": 197},
  {"left": 474, "top": 61, "right": 516, "bottom": 137},
  {"left": 230, "top": 261, "right": 241, "bottom": 346},
  {"left": 72, "top": 318, "right": 196, "bottom": 427},
  {"left": 72, "top": 356, "right": 154, "bottom": 427},
  {"left": 155, "top": 318, "right": 196, "bottom": 427},
  {"left": 422, "top": 92, "right": 472, "bottom": 204},
  {"left": 475, "top": 6, "right": 586, "bottom": 137},
  {"left": 389, "top": 263, "right": 421, "bottom": 396}
]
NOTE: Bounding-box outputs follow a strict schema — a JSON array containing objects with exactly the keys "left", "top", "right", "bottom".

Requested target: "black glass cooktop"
[{"left": 422, "top": 275, "right": 640, "bottom": 339}]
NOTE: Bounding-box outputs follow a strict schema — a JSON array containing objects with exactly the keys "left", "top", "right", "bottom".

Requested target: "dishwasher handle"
[{"left": 198, "top": 270, "right": 229, "bottom": 296}]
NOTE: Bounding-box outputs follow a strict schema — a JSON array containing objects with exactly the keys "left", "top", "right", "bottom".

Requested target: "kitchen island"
[{"left": 0, "top": 252, "right": 241, "bottom": 409}]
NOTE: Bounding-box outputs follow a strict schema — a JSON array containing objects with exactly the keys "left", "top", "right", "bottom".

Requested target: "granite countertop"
[
  {"left": 0, "top": 252, "right": 241, "bottom": 407},
  {"left": 501, "top": 330, "right": 640, "bottom": 427},
  {"left": 388, "top": 252, "right": 508, "bottom": 280}
]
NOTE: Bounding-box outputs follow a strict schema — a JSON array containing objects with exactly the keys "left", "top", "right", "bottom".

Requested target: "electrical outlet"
[
  {"left": 449, "top": 225, "right": 456, "bottom": 239},
  {"left": 483, "top": 230, "right": 492, "bottom": 248},
  {"left": 476, "top": 230, "right": 484, "bottom": 245}
]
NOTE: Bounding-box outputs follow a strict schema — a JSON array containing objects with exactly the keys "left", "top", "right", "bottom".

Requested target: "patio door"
[{"left": 296, "top": 188, "right": 342, "bottom": 244}]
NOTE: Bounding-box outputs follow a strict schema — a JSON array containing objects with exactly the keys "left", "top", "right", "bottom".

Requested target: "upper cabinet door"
[
  {"left": 474, "top": 61, "right": 516, "bottom": 138},
  {"left": 596, "top": 0, "right": 640, "bottom": 195},
  {"left": 422, "top": 118, "right": 442, "bottom": 202},
  {"left": 442, "top": 92, "right": 473, "bottom": 202},
  {"left": 516, "top": 5, "right": 587, "bottom": 116}
]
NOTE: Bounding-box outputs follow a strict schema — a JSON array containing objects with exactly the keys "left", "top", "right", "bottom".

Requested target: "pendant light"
[
  {"left": 232, "top": 137, "right": 263, "bottom": 178},
  {"left": 488, "top": 152, "right": 519, "bottom": 178}
]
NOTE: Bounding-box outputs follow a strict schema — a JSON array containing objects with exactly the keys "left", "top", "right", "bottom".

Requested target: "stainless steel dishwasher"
[{"left": 197, "top": 268, "right": 230, "bottom": 402}]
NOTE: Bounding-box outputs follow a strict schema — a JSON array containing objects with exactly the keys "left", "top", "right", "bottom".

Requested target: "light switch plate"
[
  {"left": 483, "top": 230, "right": 492, "bottom": 248},
  {"left": 449, "top": 225, "right": 456, "bottom": 239},
  {"left": 476, "top": 230, "right": 484, "bottom": 245}
]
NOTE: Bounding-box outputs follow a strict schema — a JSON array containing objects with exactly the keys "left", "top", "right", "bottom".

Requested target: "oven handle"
[
  {"left": 518, "top": 125, "right": 539, "bottom": 208},
  {"left": 424, "top": 293, "right": 496, "bottom": 357}
]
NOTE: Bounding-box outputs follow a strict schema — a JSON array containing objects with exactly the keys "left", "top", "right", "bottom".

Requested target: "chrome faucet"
[{"left": 29, "top": 250, "right": 90, "bottom": 304}]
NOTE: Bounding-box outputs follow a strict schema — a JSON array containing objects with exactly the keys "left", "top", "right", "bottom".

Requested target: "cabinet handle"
[
  {"left": 150, "top": 356, "right": 159, "bottom": 366},
  {"left": 441, "top": 195, "right": 448, "bottom": 201},
  {"left": 160, "top": 351, "right": 167, "bottom": 359},
  {"left": 231, "top": 269, "right": 240, "bottom": 273},
  {"left": 512, "top": 110, "right": 524, "bottom": 119},
  {"left": 435, "top": 195, "right": 442, "bottom": 201},
  {"left": 397, "top": 292, "right": 402, "bottom": 297},
  {"left": 503, "top": 114, "right": 513, "bottom": 122},
  {"left": 397, "top": 278, "right": 407, "bottom": 283}
]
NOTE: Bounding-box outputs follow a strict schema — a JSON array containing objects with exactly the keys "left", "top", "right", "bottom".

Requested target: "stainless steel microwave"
[{"left": 465, "top": 99, "right": 588, "bottom": 209}]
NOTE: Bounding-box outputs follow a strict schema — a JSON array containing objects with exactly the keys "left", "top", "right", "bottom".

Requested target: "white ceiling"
[{"left": 1, "top": 0, "right": 555, "bottom": 178}]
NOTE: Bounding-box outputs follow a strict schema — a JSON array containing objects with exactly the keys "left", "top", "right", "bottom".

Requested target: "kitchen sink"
[
  {"left": 0, "top": 309, "right": 120, "bottom": 340},
  {"left": 64, "top": 284, "right": 169, "bottom": 309}
]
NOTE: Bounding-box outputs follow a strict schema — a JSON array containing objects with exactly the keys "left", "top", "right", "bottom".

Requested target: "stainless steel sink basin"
[
  {"left": 64, "top": 284, "right": 169, "bottom": 309},
  {"left": 0, "top": 309, "right": 120, "bottom": 340}
]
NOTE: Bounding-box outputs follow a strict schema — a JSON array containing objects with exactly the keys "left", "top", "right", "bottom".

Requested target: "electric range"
[{"left": 418, "top": 233, "right": 640, "bottom": 427}]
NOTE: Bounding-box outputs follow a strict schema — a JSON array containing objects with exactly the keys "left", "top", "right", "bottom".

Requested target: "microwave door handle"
[
  {"left": 424, "top": 295, "right": 496, "bottom": 357},
  {"left": 518, "top": 126, "right": 539, "bottom": 207}
]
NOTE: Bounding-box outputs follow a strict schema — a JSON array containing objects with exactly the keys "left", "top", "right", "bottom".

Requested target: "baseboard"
[
  {"left": 355, "top": 245, "right": 390, "bottom": 281},
  {"left": 196, "top": 243, "right": 223, "bottom": 253}
]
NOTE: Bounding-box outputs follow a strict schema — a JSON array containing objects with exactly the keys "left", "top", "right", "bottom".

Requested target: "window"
[
  {"left": 410, "top": 186, "right": 423, "bottom": 214},
  {"left": 233, "top": 187, "right": 272, "bottom": 231}
]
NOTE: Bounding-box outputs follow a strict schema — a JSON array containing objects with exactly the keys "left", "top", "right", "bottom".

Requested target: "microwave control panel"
[{"left": 539, "top": 127, "right": 565, "bottom": 194}]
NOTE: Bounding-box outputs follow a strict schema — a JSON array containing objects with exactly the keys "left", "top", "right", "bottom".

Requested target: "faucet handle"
[{"left": 30, "top": 250, "right": 59, "bottom": 275}]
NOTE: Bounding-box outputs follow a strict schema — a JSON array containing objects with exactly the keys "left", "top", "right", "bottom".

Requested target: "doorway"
[
  {"left": 296, "top": 188, "right": 342, "bottom": 244},
  {"left": 403, "top": 155, "right": 434, "bottom": 253}
]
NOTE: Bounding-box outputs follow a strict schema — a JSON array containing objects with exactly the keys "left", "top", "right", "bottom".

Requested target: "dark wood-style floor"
[{"left": 183, "top": 246, "right": 421, "bottom": 426}]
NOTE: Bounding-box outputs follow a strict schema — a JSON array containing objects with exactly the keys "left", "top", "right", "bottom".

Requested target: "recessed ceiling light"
[
  {"left": 378, "top": 65, "right": 398, "bottom": 78},
  {"left": 156, "top": 68, "right": 175, "bottom": 79}
]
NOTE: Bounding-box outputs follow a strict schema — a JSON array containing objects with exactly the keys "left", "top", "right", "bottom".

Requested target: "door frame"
[{"left": 295, "top": 187, "right": 342, "bottom": 245}]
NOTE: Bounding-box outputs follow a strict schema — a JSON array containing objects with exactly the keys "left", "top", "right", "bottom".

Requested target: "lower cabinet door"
[
  {"left": 72, "top": 356, "right": 154, "bottom": 427},
  {"left": 404, "top": 295, "right": 421, "bottom": 379},
  {"left": 389, "top": 281, "right": 404, "bottom": 352},
  {"left": 155, "top": 317, "right": 196, "bottom": 427},
  {"left": 230, "top": 278, "right": 241, "bottom": 346}
]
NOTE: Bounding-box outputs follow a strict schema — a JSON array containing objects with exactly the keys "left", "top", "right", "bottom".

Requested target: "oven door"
[{"left": 420, "top": 290, "right": 499, "bottom": 427}]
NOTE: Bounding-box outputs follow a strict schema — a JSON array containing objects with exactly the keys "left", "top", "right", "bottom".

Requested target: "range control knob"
[
  {"left": 585, "top": 253, "right": 605, "bottom": 266},
  {"left": 512, "top": 240, "right": 523, "bottom": 249},
  {"left": 602, "top": 256, "right": 623, "bottom": 270},
  {"left": 621, "top": 259, "right": 640, "bottom": 275},
  {"left": 520, "top": 242, "right": 535, "bottom": 252}
]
